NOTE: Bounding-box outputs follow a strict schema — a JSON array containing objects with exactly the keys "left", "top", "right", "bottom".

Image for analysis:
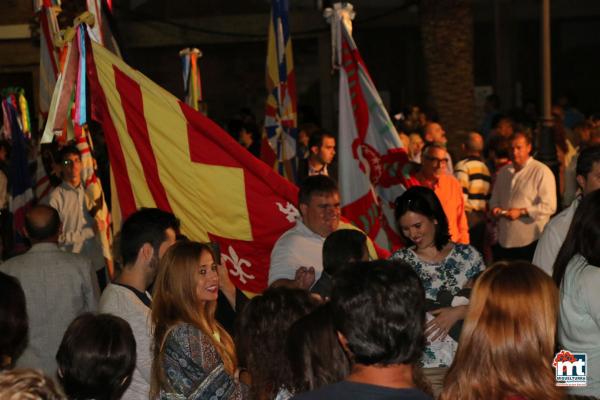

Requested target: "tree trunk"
[{"left": 419, "top": 0, "right": 475, "bottom": 153}]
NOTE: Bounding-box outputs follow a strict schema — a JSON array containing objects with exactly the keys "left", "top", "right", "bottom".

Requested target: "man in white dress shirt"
[{"left": 490, "top": 132, "right": 557, "bottom": 262}]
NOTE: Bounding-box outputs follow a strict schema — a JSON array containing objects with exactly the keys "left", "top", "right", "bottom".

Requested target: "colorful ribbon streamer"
[
  {"left": 179, "top": 48, "right": 202, "bottom": 111},
  {"left": 75, "top": 24, "right": 87, "bottom": 127}
]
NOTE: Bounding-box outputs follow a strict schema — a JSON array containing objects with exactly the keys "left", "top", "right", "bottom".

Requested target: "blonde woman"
[
  {"left": 440, "top": 261, "right": 563, "bottom": 400},
  {"left": 150, "top": 241, "right": 246, "bottom": 399}
]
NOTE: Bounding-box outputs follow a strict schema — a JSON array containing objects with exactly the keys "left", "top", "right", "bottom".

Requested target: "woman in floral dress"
[{"left": 391, "top": 186, "right": 484, "bottom": 397}]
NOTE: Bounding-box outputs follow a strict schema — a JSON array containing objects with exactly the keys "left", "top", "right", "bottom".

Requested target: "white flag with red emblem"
[{"left": 329, "top": 4, "right": 409, "bottom": 250}]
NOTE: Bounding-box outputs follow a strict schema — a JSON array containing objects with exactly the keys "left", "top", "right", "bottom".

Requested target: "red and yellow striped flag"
[{"left": 87, "top": 39, "right": 299, "bottom": 292}]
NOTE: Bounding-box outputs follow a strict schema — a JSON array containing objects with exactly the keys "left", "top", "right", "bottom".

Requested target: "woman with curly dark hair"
[{"left": 236, "top": 287, "right": 319, "bottom": 400}]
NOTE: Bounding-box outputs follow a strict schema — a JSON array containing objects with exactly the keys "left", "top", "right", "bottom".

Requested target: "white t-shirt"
[
  {"left": 268, "top": 220, "right": 325, "bottom": 285},
  {"left": 533, "top": 197, "right": 579, "bottom": 275}
]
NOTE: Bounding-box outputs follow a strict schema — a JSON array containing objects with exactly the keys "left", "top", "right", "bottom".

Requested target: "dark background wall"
[{"left": 2, "top": 0, "right": 600, "bottom": 136}]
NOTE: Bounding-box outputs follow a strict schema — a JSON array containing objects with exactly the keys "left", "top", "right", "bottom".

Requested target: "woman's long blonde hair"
[
  {"left": 149, "top": 241, "right": 237, "bottom": 399},
  {"left": 440, "top": 261, "right": 563, "bottom": 400}
]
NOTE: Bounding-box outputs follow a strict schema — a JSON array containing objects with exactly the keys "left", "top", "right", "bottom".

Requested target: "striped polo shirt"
[{"left": 454, "top": 156, "right": 491, "bottom": 212}]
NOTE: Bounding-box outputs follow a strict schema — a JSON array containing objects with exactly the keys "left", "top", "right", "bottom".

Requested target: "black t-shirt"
[{"left": 292, "top": 381, "right": 432, "bottom": 400}]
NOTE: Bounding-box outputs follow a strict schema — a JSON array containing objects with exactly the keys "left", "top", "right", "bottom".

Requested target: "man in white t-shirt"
[
  {"left": 533, "top": 145, "right": 600, "bottom": 274},
  {"left": 269, "top": 175, "right": 341, "bottom": 289}
]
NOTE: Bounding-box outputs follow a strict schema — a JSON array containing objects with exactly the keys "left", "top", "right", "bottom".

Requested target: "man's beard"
[{"left": 147, "top": 254, "right": 160, "bottom": 287}]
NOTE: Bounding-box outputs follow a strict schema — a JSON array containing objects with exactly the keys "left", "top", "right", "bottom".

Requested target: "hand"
[
  {"left": 310, "top": 293, "right": 325, "bottom": 303},
  {"left": 294, "top": 266, "right": 315, "bottom": 290},
  {"left": 504, "top": 208, "right": 522, "bottom": 220},
  {"left": 491, "top": 207, "right": 503, "bottom": 218},
  {"left": 217, "top": 263, "right": 235, "bottom": 292},
  {"left": 217, "top": 263, "right": 237, "bottom": 309},
  {"left": 425, "top": 306, "right": 467, "bottom": 342}
]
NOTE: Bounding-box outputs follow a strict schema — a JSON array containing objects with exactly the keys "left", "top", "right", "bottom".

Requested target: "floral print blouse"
[
  {"left": 391, "top": 243, "right": 484, "bottom": 368},
  {"left": 159, "top": 323, "right": 246, "bottom": 400}
]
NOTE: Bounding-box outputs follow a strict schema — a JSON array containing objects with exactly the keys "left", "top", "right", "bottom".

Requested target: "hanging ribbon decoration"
[
  {"left": 0, "top": 88, "right": 31, "bottom": 138},
  {"left": 75, "top": 24, "right": 88, "bottom": 128},
  {"left": 179, "top": 48, "right": 203, "bottom": 111},
  {"left": 18, "top": 91, "right": 32, "bottom": 137}
]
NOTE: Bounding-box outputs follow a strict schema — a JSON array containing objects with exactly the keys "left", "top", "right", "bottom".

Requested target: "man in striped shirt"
[{"left": 454, "top": 132, "right": 491, "bottom": 254}]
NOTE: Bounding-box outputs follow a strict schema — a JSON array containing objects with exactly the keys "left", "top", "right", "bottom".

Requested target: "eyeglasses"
[
  {"left": 62, "top": 159, "right": 81, "bottom": 167},
  {"left": 424, "top": 156, "right": 448, "bottom": 165}
]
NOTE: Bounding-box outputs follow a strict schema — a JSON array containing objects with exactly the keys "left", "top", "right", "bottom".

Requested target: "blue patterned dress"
[
  {"left": 159, "top": 323, "right": 246, "bottom": 400},
  {"left": 390, "top": 243, "right": 484, "bottom": 367}
]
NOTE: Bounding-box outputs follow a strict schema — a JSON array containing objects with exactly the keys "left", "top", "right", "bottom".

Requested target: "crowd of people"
[{"left": 0, "top": 97, "right": 600, "bottom": 400}]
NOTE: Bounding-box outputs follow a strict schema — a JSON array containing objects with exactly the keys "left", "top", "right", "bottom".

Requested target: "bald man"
[
  {"left": 0, "top": 204, "right": 99, "bottom": 377},
  {"left": 454, "top": 133, "right": 491, "bottom": 253},
  {"left": 424, "top": 122, "right": 453, "bottom": 173}
]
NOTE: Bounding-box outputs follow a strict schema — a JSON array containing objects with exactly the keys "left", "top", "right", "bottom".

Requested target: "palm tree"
[{"left": 419, "top": 0, "right": 475, "bottom": 148}]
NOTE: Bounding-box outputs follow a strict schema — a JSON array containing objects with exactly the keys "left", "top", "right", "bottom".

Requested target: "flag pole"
[
  {"left": 323, "top": 2, "right": 408, "bottom": 251},
  {"left": 41, "top": 11, "right": 115, "bottom": 279}
]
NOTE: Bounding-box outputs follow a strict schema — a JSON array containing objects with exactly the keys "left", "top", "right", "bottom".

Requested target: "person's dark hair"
[
  {"left": 56, "top": 313, "right": 136, "bottom": 400},
  {"left": 236, "top": 287, "right": 319, "bottom": 400},
  {"left": 0, "top": 140, "right": 9, "bottom": 156},
  {"left": 298, "top": 175, "right": 338, "bottom": 207},
  {"left": 575, "top": 144, "right": 600, "bottom": 178},
  {"left": 287, "top": 303, "right": 350, "bottom": 392},
  {"left": 299, "top": 123, "right": 320, "bottom": 138},
  {"left": 308, "top": 130, "right": 335, "bottom": 150},
  {"left": 394, "top": 186, "right": 450, "bottom": 250},
  {"left": 0, "top": 272, "right": 28, "bottom": 370},
  {"left": 331, "top": 259, "right": 425, "bottom": 365},
  {"left": 491, "top": 115, "right": 511, "bottom": 130},
  {"left": 58, "top": 145, "right": 81, "bottom": 162},
  {"left": 322, "top": 229, "right": 367, "bottom": 276},
  {"left": 227, "top": 119, "right": 259, "bottom": 142},
  {"left": 487, "top": 135, "right": 510, "bottom": 159},
  {"left": 119, "top": 208, "right": 179, "bottom": 266},
  {"left": 24, "top": 205, "right": 61, "bottom": 241},
  {"left": 227, "top": 118, "right": 244, "bottom": 139},
  {"left": 552, "top": 189, "right": 600, "bottom": 286}
]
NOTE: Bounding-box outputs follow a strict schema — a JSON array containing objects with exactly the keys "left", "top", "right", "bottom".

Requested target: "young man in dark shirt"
[{"left": 294, "top": 259, "right": 432, "bottom": 400}]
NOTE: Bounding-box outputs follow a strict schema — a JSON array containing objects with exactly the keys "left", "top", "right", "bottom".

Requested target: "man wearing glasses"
[
  {"left": 47, "top": 145, "right": 106, "bottom": 288},
  {"left": 408, "top": 143, "right": 470, "bottom": 244}
]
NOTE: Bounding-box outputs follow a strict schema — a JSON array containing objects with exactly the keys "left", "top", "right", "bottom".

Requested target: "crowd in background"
[{"left": 0, "top": 94, "right": 600, "bottom": 400}]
